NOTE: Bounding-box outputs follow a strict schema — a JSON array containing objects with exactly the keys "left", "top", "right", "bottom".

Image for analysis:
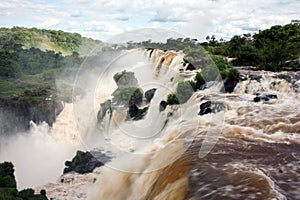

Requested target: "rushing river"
[{"left": 1, "top": 48, "right": 299, "bottom": 200}]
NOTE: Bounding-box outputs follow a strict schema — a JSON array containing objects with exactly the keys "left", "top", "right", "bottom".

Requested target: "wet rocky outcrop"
[
  {"left": 224, "top": 79, "right": 239, "bottom": 93},
  {"left": 97, "top": 71, "right": 151, "bottom": 124},
  {"left": 145, "top": 88, "right": 157, "bottom": 103},
  {"left": 63, "top": 151, "right": 111, "bottom": 174},
  {"left": 186, "top": 63, "right": 196, "bottom": 71},
  {"left": 0, "top": 98, "right": 63, "bottom": 135},
  {"left": 253, "top": 93, "right": 278, "bottom": 102},
  {"left": 128, "top": 104, "right": 149, "bottom": 120},
  {"left": 199, "top": 101, "right": 228, "bottom": 115}
]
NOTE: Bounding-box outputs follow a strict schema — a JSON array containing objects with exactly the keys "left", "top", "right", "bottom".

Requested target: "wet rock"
[
  {"left": 113, "top": 70, "right": 139, "bottom": 88},
  {"left": 273, "top": 74, "right": 292, "bottom": 83},
  {"left": 128, "top": 103, "right": 148, "bottom": 120},
  {"left": 199, "top": 101, "right": 212, "bottom": 115},
  {"left": 253, "top": 93, "right": 277, "bottom": 102},
  {"left": 159, "top": 100, "right": 168, "bottom": 112},
  {"left": 248, "top": 74, "right": 262, "bottom": 82},
  {"left": 145, "top": 88, "right": 157, "bottom": 103},
  {"left": 63, "top": 151, "right": 111, "bottom": 174},
  {"left": 0, "top": 99, "right": 64, "bottom": 135},
  {"left": 224, "top": 79, "right": 239, "bottom": 93},
  {"left": 199, "top": 101, "right": 227, "bottom": 115},
  {"left": 97, "top": 100, "right": 112, "bottom": 123},
  {"left": 186, "top": 63, "right": 196, "bottom": 71}
]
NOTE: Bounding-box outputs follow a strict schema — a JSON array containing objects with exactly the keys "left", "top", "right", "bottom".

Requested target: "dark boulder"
[
  {"left": 224, "top": 79, "right": 238, "bottom": 93},
  {"left": 112, "top": 87, "right": 143, "bottom": 106},
  {"left": 254, "top": 93, "right": 277, "bottom": 102},
  {"left": 159, "top": 100, "right": 168, "bottom": 112},
  {"left": 63, "top": 151, "right": 111, "bottom": 174},
  {"left": 266, "top": 94, "right": 278, "bottom": 99},
  {"left": 249, "top": 74, "right": 262, "bottom": 82},
  {"left": 199, "top": 101, "right": 227, "bottom": 116},
  {"left": 113, "top": 70, "right": 139, "bottom": 88},
  {"left": 273, "top": 74, "right": 292, "bottom": 83},
  {"left": 186, "top": 63, "right": 196, "bottom": 71},
  {"left": 128, "top": 103, "right": 148, "bottom": 120},
  {"left": 199, "top": 101, "right": 212, "bottom": 115},
  {"left": 145, "top": 88, "right": 157, "bottom": 103}
]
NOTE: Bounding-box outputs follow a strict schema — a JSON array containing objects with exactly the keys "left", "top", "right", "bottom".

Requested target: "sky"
[{"left": 0, "top": 0, "right": 299, "bottom": 42}]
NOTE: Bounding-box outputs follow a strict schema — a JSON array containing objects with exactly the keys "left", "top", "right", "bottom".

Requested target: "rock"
[
  {"left": 113, "top": 70, "right": 139, "bottom": 88},
  {"left": 248, "top": 74, "right": 262, "bottom": 82},
  {"left": 273, "top": 74, "right": 292, "bottom": 83},
  {"left": 0, "top": 99, "right": 63, "bottom": 135},
  {"left": 253, "top": 96, "right": 262, "bottom": 102},
  {"left": 186, "top": 63, "right": 196, "bottom": 71},
  {"left": 97, "top": 100, "right": 112, "bottom": 123},
  {"left": 63, "top": 151, "right": 111, "bottom": 174},
  {"left": 159, "top": 100, "right": 168, "bottom": 112},
  {"left": 112, "top": 87, "right": 143, "bottom": 105},
  {"left": 199, "top": 101, "right": 212, "bottom": 115},
  {"left": 224, "top": 79, "right": 239, "bottom": 93},
  {"left": 253, "top": 93, "right": 277, "bottom": 102},
  {"left": 128, "top": 103, "right": 148, "bottom": 120},
  {"left": 145, "top": 88, "right": 157, "bottom": 103},
  {"left": 199, "top": 101, "right": 227, "bottom": 115},
  {"left": 266, "top": 94, "right": 278, "bottom": 99}
]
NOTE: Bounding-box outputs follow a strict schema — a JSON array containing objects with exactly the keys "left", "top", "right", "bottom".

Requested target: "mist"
[{"left": 0, "top": 122, "right": 82, "bottom": 189}]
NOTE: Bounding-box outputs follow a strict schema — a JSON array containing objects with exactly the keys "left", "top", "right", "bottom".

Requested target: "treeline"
[
  {"left": 0, "top": 46, "right": 82, "bottom": 78},
  {"left": 209, "top": 23, "right": 300, "bottom": 71},
  {"left": 0, "top": 27, "right": 100, "bottom": 55},
  {"left": 0, "top": 39, "right": 83, "bottom": 102},
  {"left": 127, "top": 23, "right": 300, "bottom": 71}
]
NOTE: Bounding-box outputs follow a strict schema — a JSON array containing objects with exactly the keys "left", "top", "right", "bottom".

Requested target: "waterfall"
[
  {"left": 84, "top": 49, "right": 223, "bottom": 200},
  {"left": 3, "top": 48, "right": 299, "bottom": 199}
]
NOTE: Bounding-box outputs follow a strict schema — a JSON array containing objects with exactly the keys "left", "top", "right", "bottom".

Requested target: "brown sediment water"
[{"left": 31, "top": 49, "right": 300, "bottom": 200}]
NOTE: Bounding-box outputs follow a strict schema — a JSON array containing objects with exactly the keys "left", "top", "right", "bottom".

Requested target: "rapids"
[{"left": 1, "top": 48, "right": 299, "bottom": 200}]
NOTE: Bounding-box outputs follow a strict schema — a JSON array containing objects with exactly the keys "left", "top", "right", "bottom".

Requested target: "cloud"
[
  {"left": 0, "top": 0, "right": 299, "bottom": 41},
  {"left": 82, "top": 20, "right": 123, "bottom": 39},
  {"left": 36, "top": 18, "right": 61, "bottom": 28},
  {"left": 70, "top": 10, "right": 82, "bottom": 18}
]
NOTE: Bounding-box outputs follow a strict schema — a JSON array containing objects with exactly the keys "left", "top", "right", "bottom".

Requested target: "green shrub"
[
  {"left": 167, "top": 93, "right": 179, "bottom": 105},
  {"left": 0, "top": 188, "right": 19, "bottom": 200},
  {"left": 227, "top": 68, "right": 240, "bottom": 81},
  {"left": 0, "top": 162, "right": 16, "bottom": 189},
  {"left": 194, "top": 72, "right": 205, "bottom": 90}
]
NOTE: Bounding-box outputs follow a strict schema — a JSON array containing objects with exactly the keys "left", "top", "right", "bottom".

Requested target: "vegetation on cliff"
[
  {"left": 0, "top": 27, "right": 100, "bottom": 56},
  {"left": 0, "top": 162, "right": 48, "bottom": 200}
]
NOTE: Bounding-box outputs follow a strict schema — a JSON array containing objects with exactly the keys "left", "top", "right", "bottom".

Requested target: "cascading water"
[
  {"left": 87, "top": 51, "right": 300, "bottom": 200},
  {"left": 1, "top": 47, "right": 299, "bottom": 200}
]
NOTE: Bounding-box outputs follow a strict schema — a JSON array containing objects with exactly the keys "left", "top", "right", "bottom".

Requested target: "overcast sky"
[{"left": 0, "top": 0, "right": 299, "bottom": 41}]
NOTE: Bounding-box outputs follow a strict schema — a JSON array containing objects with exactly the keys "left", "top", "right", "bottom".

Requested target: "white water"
[
  {"left": 0, "top": 120, "right": 81, "bottom": 189},
  {"left": 1, "top": 48, "right": 299, "bottom": 199}
]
